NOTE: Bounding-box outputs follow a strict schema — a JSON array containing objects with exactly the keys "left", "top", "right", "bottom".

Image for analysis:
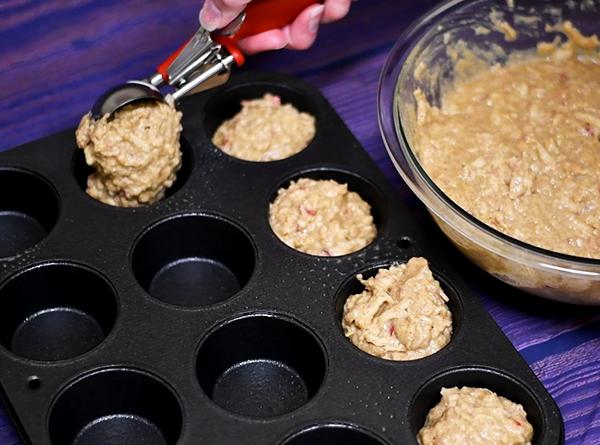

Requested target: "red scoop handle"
[
  {"left": 158, "top": 41, "right": 190, "bottom": 80},
  {"left": 158, "top": 0, "right": 321, "bottom": 80},
  {"left": 215, "top": 0, "right": 321, "bottom": 66},
  {"left": 227, "top": 0, "right": 321, "bottom": 41}
]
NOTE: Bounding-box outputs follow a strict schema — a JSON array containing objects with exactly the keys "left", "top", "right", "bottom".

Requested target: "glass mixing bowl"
[{"left": 378, "top": 0, "right": 600, "bottom": 304}]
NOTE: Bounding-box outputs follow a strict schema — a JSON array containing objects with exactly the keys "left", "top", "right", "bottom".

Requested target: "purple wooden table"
[{"left": 1, "top": 1, "right": 599, "bottom": 444}]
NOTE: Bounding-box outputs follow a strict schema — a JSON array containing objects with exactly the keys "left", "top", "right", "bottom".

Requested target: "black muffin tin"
[{"left": 0, "top": 72, "right": 563, "bottom": 445}]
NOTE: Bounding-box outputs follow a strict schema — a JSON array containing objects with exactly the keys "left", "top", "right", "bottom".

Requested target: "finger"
[
  {"left": 285, "top": 4, "right": 324, "bottom": 50},
  {"left": 199, "top": 0, "right": 251, "bottom": 31},
  {"left": 237, "top": 29, "right": 288, "bottom": 55},
  {"left": 321, "top": 0, "right": 352, "bottom": 24}
]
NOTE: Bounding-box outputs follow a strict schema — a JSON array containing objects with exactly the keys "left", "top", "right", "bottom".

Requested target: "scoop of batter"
[
  {"left": 76, "top": 101, "right": 182, "bottom": 207},
  {"left": 418, "top": 386, "right": 534, "bottom": 445},
  {"left": 269, "top": 178, "right": 376, "bottom": 256},
  {"left": 342, "top": 257, "right": 452, "bottom": 360},
  {"left": 212, "top": 93, "right": 315, "bottom": 162}
]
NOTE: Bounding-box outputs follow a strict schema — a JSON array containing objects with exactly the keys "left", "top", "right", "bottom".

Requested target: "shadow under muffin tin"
[{"left": 0, "top": 72, "right": 563, "bottom": 445}]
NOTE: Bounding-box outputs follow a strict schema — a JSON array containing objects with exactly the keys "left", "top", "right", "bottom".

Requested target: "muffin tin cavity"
[
  {"left": 131, "top": 213, "right": 255, "bottom": 308},
  {"left": 204, "top": 83, "right": 319, "bottom": 159},
  {"left": 272, "top": 168, "right": 386, "bottom": 230},
  {"left": 0, "top": 263, "right": 116, "bottom": 361},
  {"left": 48, "top": 368, "right": 182, "bottom": 445},
  {"left": 195, "top": 314, "right": 326, "bottom": 418},
  {"left": 0, "top": 168, "right": 59, "bottom": 258},
  {"left": 409, "top": 367, "right": 546, "bottom": 445},
  {"left": 281, "top": 423, "right": 388, "bottom": 445},
  {"left": 269, "top": 168, "right": 386, "bottom": 257},
  {"left": 334, "top": 262, "right": 462, "bottom": 360},
  {"left": 71, "top": 137, "right": 193, "bottom": 205},
  {"left": 205, "top": 83, "right": 319, "bottom": 133}
]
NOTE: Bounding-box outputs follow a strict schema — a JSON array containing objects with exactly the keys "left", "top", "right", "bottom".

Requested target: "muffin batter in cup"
[
  {"left": 269, "top": 178, "right": 376, "bottom": 256},
  {"left": 418, "top": 386, "right": 534, "bottom": 445},
  {"left": 342, "top": 257, "right": 452, "bottom": 361},
  {"left": 213, "top": 93, "right": 316, "bottom": 162}
]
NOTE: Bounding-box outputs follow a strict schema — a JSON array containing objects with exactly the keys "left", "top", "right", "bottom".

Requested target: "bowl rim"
[{"left": 377, "top": 0, "right": 600, "bottom": 271}]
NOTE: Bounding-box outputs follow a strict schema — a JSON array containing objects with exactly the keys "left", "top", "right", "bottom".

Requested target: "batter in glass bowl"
[{"left": 414, "top": 22, "right": 600, "bottom": 259}]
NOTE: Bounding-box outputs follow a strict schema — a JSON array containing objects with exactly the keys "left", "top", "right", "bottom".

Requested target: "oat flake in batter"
[
  {"left": 342, "top": 257, "right": 452, "bottom": 361},
  {"left": 76, "top": 101, "right": 182, "bottom": 207},
  {"left": 212, "top": 93, "right": 315, "bottom": 162},
  {"left": 269, "top": 178, "right": 376, "bottom": 256},
  {"left": 414, "top": 23, "right": 600, "bottom": 259},
  {"left": 418, "top": 386, "right": 534, "bottom": 445}
]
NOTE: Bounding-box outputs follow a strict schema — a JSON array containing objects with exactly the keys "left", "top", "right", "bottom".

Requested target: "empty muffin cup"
[
  {"left": 132, "top": 213, "right": 255, "bottom": 308},
  {"left": 0, "top": 262, "right": 117, "bottom": 361},
  {"left": 0, "top": 168, "right": 59, "bottom": 259},
  {"left": 48, "top": 367, "right": 182, "bottom": 445},
  {"left": 196, "top": 313, "right": 326, "bottom": 418},
  {"left": 281, "top": 423, "right": 389, "bottom": 445},
  {"left": 409, "top": 367, "right": 549, "bottom": 445}
]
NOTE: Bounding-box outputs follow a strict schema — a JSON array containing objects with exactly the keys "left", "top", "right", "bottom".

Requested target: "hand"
[{"left": 199, "top": 0, "right": 351, "bottom": 54}]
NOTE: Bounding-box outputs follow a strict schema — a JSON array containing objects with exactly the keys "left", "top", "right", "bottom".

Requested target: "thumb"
[{"left": 199, "top": 0, "right": 251, "bottom": 32}]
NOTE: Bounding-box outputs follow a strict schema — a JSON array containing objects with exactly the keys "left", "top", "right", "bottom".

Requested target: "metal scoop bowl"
[{"left": 91, "top": 81, "right": 164, "bottom": 119}]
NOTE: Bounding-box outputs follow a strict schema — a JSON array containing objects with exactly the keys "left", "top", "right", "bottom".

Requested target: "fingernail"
[
  {"left": 199, "top": 1, "right": 221, "bottom": 31},
  {"left": 308, "top": 5, "right": 325, "bottom": 34}
]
